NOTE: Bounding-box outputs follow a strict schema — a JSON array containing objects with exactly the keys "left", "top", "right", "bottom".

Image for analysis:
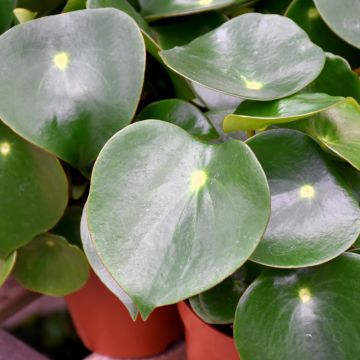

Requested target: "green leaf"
[
  {"left": 87, "top": 120, "right": 270, "bottom": 318},
  {"left": 0, "top": 121, "right": 68, "bottom": 258},
  {"left": 160, "top": 13, "right": 325, "bottom": 101},
  {"left": 290, "top": 98, "right": 360, "bottom": 171},
  {"left": 0, "top": 0, "right": 16, "bottom": 34},
  {"left": 137, "top": 99, "right": 218, "bottom": 140},
  {"left": 314, "top": 0, "right": 360, "bottom": 49},
  {"left": 52, "top": 207, "right": 83, "bottom": 248},
  {"left": 223, "top": 93, "right": 343, "bottom": 132},
  {"left": 13, "top": 234, "right": 90, "bottom": 296},
  {"left": 286, "top": 0, "right": 360, "bottom": 67},
  {"left": 87, "top": 0, "right": 159, "bottom": 55},
  {"left": 0, "top": 9, "right": 145, "bottom": 168},
  {"left": 139, "top": 0, "right": 247, "bottom": 20},
  {"left": 0, "top": 252, "right": 16, "bottom": 287},
  {"left": 256, "top": 0, "right": 292, "bottom": 14},
  {"left": 153, "top": 11, "right": 226, "bottom": 50},
  {"left": 13, "top": 8, "right": 37, "bottom": 23},
  {"left": 80, "top": 205, "right": 138, "bottom": 319},
  {"left": 247, "top": 129, "right": 360, "bottom": 268},
  {"left": 190, "top": 266, "right": 247, "bottom": 324},
  {"left": 335, "top": 162, "right": 360, "bottom": 203},
  {"left": 62, "top": 0, "right": 86, "bottom": 12},
  {"left": 16, "top": 0, "right": 65, "bottom": 15},
  {"left": 307, "top": 53, "right": 360, "bottom": 102},
  {"left": 234, "top": 253, "right": 360, "bottom": 360}
]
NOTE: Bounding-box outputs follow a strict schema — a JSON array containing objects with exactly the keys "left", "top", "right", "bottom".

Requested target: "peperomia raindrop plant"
[{"left": 1, "top": 0, "right": 360, "bottom": 358}]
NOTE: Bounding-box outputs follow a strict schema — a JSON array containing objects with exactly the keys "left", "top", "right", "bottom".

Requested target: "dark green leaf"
[
  {"left": 307, "top": 53, "right": 360, "bottom": 102},
  {"left": 247, "top": 129, "right": 360, "bottom": 267},
  {"left": 0, "top": 121, "right": 68, "bottom": 258},
  {"left": 0, "top": 9, "right": 145, "bottom": 167},
  {"left": 87, "top": 120, "right": 270, "bottom": 318},
  {"left": 190, "top": 267, "right": 247, "bottom": 324},
  {"left": 0, "top": 252, "right": 16, "bottom": 287},
  {"left": 137, "top": 99, "right": 218, "bottom": 140},
  {"left": 234, "top": 253, "right": 360, "bottom": 360},
  {"left": 13, "top": 234, "right": 90, "bottom": 296},
  {"left": 314, "top": 0, "right": 360, "bottom": 49},
  {"left": 0, "top": 0, "right": 16, "bottom": 34},
  {"left": 161, "top": 13, "right": 325, "bottom": 100},
  {"left": 286, "top": 0, "right": 360, "bottom": 67}
]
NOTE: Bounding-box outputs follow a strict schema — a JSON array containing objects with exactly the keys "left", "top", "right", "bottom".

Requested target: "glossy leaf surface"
[
  {"left": 247, "top": 129, "right": 360, "bottom": 267},
  {"left": 139, "top": 0, "right": 245, "bottom": 20},
  {"left": 0, "top": 121, "right": 68, "bottom": 258},
  {"left": 87, "top": 120, "right": 270, "bottom": 318},
  {"left": 0, "top": 252, "right": 16, "bottom": 287},
  {"left": 13, "top": 234, "right": 89, "bottom": 296},
  {"left": 291, "top": 98, "right": 360, "bottom": 171},
  {"left": 0, "top": 9, "right": 145, "bottom": 167},
  {"left": 307, "top": 53, "right": 360, "bottom": 102},
  {"left": 190, "top": 267, "right": 247, "bottom": 324},
  {"left": 80, "top": 206, "right": 138, "bottom": 319},
  {"left": 235, "top": 253, "right": 360, "bottom": 360},
  {"left": 286, "top": 0, "right": 360, "bottom": 66},
  {"left": 161, "top": 13, "right": 325, "bottom": 100},
  {"left": 314, "top": 0, "right": 360, "bottom": 49},
  {"left": 223, "top": 93, "right": 343, "bottom": 132},
  {"left": 137, "top": 99, "right": 218, "bottom": 140}
]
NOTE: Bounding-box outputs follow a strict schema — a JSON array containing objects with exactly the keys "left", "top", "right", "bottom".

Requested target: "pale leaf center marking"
[
  {"left": 46, "top": 240, "right": 55, "bottom": 247},
  {"left": 240, "top": 75, "right": 264, "bottom": 90},
  {"left": 308, "top": 7, "right": 319, "bottom": 19},
  {"left": 299, "top": 184, "right": 315, "bottom": 199},
  {"left": 53, "top": 52, "right": 70, "bottom": 70},
  {"left": 0, "top": 142, "right": 10, "bottom": 156},
  {"left": 199, "top": 0, "right": 213, "bottom": 5},
  {"left": 191, "top": 170, "right": 207, "bottom": 191},
  {"left": 299, "top": 288, "right": 311, "bottom": 304}
]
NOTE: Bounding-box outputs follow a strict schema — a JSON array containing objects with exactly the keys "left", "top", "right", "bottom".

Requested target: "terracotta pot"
[
  {"left": 177, "top": 301, "right": 240, "bottom": 360},
  {"left": 65, "top": 271, "right": 184, "bottom": 358}
]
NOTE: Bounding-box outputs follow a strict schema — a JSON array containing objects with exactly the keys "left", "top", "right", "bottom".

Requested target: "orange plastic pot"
[
  {"left": 65, "top": 271, "right": 184, "bottom": 358},
  {"left": 177, "top": 301, "right": 240, "bottom": 360}
]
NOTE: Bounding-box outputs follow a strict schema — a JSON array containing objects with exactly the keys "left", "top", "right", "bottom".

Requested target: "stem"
[{"left": 247, "top": 130, "right": 255, "bottom": 138}]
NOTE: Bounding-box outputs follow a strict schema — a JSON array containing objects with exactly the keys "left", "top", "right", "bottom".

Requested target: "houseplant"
[{"left": 0, "top": 0, "right": 360, "bottom": 359}]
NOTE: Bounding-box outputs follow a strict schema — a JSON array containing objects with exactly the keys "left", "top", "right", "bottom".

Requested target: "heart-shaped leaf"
[
  {"left": 0, "top": 0, "right": 16, "bottom": 34},
  {"left": 223, "top": 93, "right": 343, "bottom": 132},
  {"left": 160, "top": 13, "right": 325, "bottom": 101},
  {"left": 290, "top": 98, "right": 360, "bottom": 171},
  {"left": 234, "top": 253, "right": 360, "bottom": 360},
  {"left": 13, "top": 234, "right": 90, "bottom": 296},
  {"left": 0, "top": 252, "right": 16, "bottom": 287},
  {"left": 80, "top": 206, "right": 138, "bottom": 319},
  {"left": 0, "top": 121, "right": 68, "bottom": 258},
  {"left": 137, "top": 99, "right": 218, "bottom": 140},
  {"left": 314, "top": 0, "right": 360, "bottom": 49},
  {"left": 87, "top": 120, "right": 270, "bottom": 318},
  {"left": 87, "top": 0, "right": 159, "bottom": 55},
  {"left": 307, "top": 53, "right": 360, "bottom": 102},
  {"left": 247, "top": 129, "right": 360, "bottom": 267},
  {"left": 139, "top": 0, "right": 247, "bottom": 20},
  {"left": 189, "top": 266, "right": 247, "bottom": 324},
  {"left": 0, "top": 9, "right": 145, "bottom": 168},
  {"left": 286, "top": 0, "right": 360, "bottom": 66}
]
